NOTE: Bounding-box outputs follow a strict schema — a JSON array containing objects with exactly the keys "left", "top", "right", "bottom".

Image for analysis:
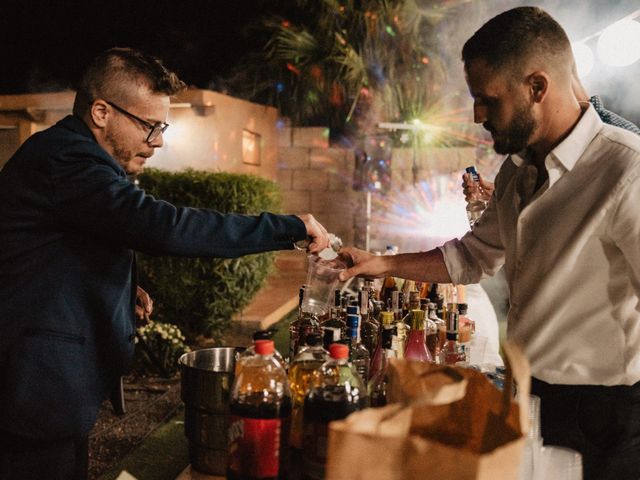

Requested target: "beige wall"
[{"left": 0, "top": 89, "right": 279, "bottom": 181}]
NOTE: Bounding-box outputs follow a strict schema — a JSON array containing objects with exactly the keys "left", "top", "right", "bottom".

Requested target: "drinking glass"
[{"left": 301, "top": 255, "right": 345, "bottom": 316}]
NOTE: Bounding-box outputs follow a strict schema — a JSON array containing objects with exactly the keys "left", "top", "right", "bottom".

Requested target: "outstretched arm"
[{"left": 338, "top": 247, "right": 452, "bottom": 283}]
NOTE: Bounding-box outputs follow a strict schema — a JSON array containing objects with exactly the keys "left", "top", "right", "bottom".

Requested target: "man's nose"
[
  {"left": 149, "top": 132, "right": 164, "bottom": 148},
  {"left": 473, "top": 103, "right": 487, "bottom": 124}
]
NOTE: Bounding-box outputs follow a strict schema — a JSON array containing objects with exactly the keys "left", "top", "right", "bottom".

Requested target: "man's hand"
[
  {"left": 462, "top": 172, "right": 494, "bottom": 202},
  {"left": 338, "top": 247, "right": 390, "bottom": 282},
  {"left": 296, "top": 214, "right": 330, "bottom": 253},
  {"left": 135, "top": 286, "right": 153, "bottom": 324}
]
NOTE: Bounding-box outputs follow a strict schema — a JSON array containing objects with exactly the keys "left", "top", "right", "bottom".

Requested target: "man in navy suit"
[{"left": 0, "top": 47, "right": 330, "bottom": 479}]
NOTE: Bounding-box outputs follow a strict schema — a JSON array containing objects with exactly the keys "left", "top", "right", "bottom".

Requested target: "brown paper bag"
[{"left": 325, "top": 343, "right": 530, "bottom": 480}]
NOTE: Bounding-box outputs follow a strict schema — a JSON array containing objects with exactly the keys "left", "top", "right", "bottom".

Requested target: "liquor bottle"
[
  {"left": 359, "top": 288, "right": 379, "bottom": 354},
  {"left": 392, "top": 290, "right": 408, "bottom": 359},
  {"left": 369, "top": 310, "right": 397, "bottom": 380},
  {"left": 368, "top": 347, "right": 397, "bottom": 407},
  {"left": 458, "top": 302, "right": 474, "bottom": 349},
  {"left": 404, "top": 309, "right": 433, "bottom": 362},
  {"left": 346, "top": 313, "right": 370, "bottom": 382},
  {"left": 438, "top": 310, "right": 468, "bottom": 366},
  {"left": 426, "top": 302, "right": 443, "bottom": 360},
  {"left": 288, "top": 286, "right": 306, "bottom": 361},
  {"left": 465, "top": 166, "right": 487, "bottom": 227},
  {"left": 288, "top": 333, "right": 329, "bottom": 450},
  {"left": 320, "top": 290, "right": 346, "bottom": 349},
  {"left": 228, "top": 340, "right": 292, "bottom": 480},
  {"left": 236, "top": 329, "right": 285, "bottom": 376},
  {"left": 403, "top": 290, "right": 421, "bottom": 326},
  {"left": 302, "top": 343, "right": 368, "bottom": 480}
]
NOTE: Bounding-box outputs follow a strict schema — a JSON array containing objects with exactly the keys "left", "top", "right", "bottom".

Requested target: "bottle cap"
[
  {"left": 252, "top": 329, "right": 274, "bottom": 341},
  {"left": 329, "top": 343, "right": 349, "bottom": 359},
  {"left": 254, "top": 339, "right": 274, "bottom": 355},
  {"left": 346, "top": 314, "right": 360, "bottom": 328}
]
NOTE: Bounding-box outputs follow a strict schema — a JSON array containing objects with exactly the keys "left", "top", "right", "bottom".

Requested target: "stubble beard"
[{"left": 492, "top": 99, "right": 537, "bottom": 155}]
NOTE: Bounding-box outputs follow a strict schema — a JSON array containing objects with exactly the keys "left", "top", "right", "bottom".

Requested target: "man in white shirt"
[{"left": 339, "top": 7, "right": 640, "bottom": 479}]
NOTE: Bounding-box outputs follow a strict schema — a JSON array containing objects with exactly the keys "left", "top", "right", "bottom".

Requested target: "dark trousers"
[
  {"left": 0, "top": 431, "right": 88, "bottom": 480},
  {"left": 532, "top": 377, "right": 640, "bottom": 480}
]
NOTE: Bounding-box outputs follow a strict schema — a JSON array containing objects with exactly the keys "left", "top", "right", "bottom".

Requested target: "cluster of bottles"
[{"left": 227, "top": 277, "right": 478, "bottom": 479}]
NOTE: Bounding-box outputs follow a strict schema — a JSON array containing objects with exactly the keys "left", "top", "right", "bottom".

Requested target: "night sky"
[
  {"left": 1, "top": 0, "right": 638, "bottom": 125},
  {"left": 0, "top": 0, "right": 280, "bottom": 94}
]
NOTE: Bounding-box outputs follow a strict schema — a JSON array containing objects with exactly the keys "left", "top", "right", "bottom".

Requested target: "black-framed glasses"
[{"left": 105, "top": 100, "right": 169, "bottom": 143}]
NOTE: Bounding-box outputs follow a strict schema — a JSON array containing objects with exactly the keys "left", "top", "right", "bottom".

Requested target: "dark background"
[{"left": 0, "top": 0, "right": 638, "bottom": 124}]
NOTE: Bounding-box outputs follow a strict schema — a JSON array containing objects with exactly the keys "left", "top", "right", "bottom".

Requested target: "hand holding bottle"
[
  {"left": 461, "top": 170, "right": 494, "bottom": 202},
  {"left": 295, "top": 213, "right": 331, "bottom": 253}
]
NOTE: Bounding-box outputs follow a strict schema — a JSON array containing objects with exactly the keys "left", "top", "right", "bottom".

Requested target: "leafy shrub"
[
  {"left": 134, "top": 321, "right": 190, "bottom": 377},
  {"left": 136, "top": 168, "right": 282, "bottom": 340}
]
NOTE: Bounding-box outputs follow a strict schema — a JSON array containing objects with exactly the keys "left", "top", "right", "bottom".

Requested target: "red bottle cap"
[
  {"left": 329, "top": 343, "right": 349, "bottom": 359},
  {"left": 254, "top": 339, "right": 274, "bottom": 355}
]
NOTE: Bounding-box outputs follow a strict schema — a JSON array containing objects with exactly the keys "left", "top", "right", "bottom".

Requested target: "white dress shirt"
[{"left": 441, "top": 104, "right": 640, "bottom": 385}]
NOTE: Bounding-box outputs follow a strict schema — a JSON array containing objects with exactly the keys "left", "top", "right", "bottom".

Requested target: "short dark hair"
[
  {"left": 73, "top": 47, "right": 186, "bottom": 115},
  {"left": 462, "top": 7, "right": 572, "bottom": 77}
]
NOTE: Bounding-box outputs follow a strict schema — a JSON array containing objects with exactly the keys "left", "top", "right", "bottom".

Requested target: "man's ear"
[
  {"left": 89, "top": 100, "right": 109, "bottom": 128},
  {"left": 528, "top": 71, "right": 550, "bottom": 103}
]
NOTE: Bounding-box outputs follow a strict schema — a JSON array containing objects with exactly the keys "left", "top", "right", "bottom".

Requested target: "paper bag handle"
[{"left": 502, "top": 342, "right": 531, "bottom": 435}]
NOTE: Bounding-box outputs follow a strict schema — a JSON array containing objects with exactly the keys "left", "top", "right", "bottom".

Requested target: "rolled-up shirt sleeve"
[{"left": 439, "top": 190, "right": 506, "bottom": 285}]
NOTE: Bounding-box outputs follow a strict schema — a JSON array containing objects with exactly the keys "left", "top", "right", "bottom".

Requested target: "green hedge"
[{"left": 136, "top": 168, "right": 282, "bottom": 341}]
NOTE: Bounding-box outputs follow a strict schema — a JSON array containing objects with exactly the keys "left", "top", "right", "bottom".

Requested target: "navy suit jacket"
[{"left": 0, "top": 115, "right": 306, "bottom": 439}]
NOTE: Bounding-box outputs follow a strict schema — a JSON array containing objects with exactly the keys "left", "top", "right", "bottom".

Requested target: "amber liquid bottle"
[{"left": 228, "top": 340, "right": 292, "bottom": 480}]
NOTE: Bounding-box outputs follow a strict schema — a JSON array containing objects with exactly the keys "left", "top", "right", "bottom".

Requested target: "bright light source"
[
  {"left": 572, "top": 42, "right": 594, "bottom": 78},
  {"left": 597, "top": 19, "right": 640, "bottom": 67},
  {"left": 411, "top": 118, "right": 422, "bottom": 126}
]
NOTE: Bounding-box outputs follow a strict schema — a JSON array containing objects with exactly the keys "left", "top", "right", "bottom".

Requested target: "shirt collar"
[{"left": 510, "top": 102, "right": 603, "bottom": 172}]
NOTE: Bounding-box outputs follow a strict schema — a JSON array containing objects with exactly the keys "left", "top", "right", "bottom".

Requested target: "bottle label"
[{"left": 228, "top": 415, "right": 283, "bottom": 478}]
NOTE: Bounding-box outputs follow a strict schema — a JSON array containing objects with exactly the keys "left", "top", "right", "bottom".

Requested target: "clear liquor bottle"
[
  {"left": 426, "top": 302, "right": 444, "bottom": 360},
  {"left": 465, "top": 166, "right": 487, "bottom": 227},
  {"left": 346, "top": 313, "right": 370, "bottom": 382}
]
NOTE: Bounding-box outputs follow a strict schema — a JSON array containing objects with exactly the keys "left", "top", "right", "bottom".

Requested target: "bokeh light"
[
  {"left": 597, "top": 19, "right": 640, "bottom": 67},
  {"left": 572, "top": 42, "right": 594, "bottom": 78}
]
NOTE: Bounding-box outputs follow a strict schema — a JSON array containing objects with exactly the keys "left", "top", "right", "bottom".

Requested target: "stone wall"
[
  {"left": 277, "top": 127, "right": 364, "bottom": 248},
  {"left": 278, "top": 126, "right": 485, "bottom": 253}
]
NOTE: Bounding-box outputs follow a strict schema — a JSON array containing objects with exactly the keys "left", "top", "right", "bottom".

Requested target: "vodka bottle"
[
  {"left": 391, "top": 290, "right": 408, "bottom": 358},
  {"left": 465, "top": 166, "right": 487, "bottom": 227},
  {"left": 346, "top": 313, "right": 370, "bottom": 382},
  {"left": 426, "top": 302, "right": 444, "bottom": 360}
]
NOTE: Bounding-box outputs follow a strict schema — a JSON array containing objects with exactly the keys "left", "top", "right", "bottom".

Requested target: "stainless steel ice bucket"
[{"left": 179, "top": 347, "right": 241, "bottom": 475}]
